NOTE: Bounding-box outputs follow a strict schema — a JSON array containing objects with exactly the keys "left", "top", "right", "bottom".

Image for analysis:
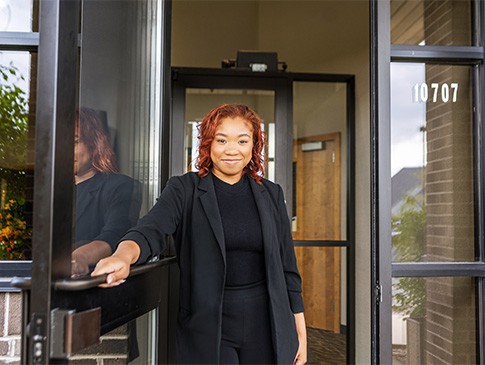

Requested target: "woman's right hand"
[
  {"left": 91, "top": 240, "right": 141, "bottom": 287},
  {"left": 91, "top": 255, "right": 131, "bottom": 287}
]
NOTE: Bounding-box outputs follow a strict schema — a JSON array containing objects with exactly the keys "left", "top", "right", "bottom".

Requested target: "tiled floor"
[{"left": 306, "top": 327, "right": 346, "bottom": 365}]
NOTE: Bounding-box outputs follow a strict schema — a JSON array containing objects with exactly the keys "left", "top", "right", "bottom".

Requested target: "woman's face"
[
  {"left": 210, "top": 117, "right": 254, "bottom": 184},
  {"left": 74, "top": 135, "right": 93, "bottom": 177}
]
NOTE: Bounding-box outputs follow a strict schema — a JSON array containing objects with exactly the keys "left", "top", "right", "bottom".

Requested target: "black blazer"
[
  {"left": 75, "top": 173, "right": 140, "bottom": 250},
  {"left": 122, "top": 172, "right": 303, "bottom": 364}
]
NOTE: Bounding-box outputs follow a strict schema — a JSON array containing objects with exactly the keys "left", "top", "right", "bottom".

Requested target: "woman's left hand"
[{"left": 293, "top": 312, "right": 307, "bottom": 365}]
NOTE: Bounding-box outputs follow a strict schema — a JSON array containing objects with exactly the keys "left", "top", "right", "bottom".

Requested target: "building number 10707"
[{"left": 413, "top": 83, "right": 459, "bottom": 103}]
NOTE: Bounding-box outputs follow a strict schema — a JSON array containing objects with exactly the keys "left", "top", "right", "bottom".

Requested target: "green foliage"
[
  {"left": 0, "top": 62, "right": 31, "bottom": 260},
  {"left": 0, "top": 63, "right": 29, "bottom": 203},
  {"left": 393, "top": 277, "right": 426, "bottom": 318},
  {"left": 392, "top": 195, "right": 426, "bottom": 262},
  {"left": 392, "top": 195, "right": 426, "bottom": 317}
]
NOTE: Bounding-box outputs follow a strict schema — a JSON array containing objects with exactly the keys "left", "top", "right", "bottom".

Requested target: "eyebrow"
[{"left": 215, "top": 132, "right": 252, "bottom": 138}]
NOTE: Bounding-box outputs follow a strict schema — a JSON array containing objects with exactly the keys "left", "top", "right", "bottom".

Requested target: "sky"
[
  {"left": 0, "top": 0, "right": 31, "bottom": 32},
  {"left": 0, "top": 0, "right": 32, "bottom": 94},
  {"left": 390, "top": 62, "right": 427, "bottom": 177}
]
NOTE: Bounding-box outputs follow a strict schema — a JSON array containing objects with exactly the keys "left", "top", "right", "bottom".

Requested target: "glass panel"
[
  {"left": 391, "top": 63, "right": 474, "bottom": 262},
  {"left": 392, "top": 277, "right": 477, "bottom": 364},
  {"left": 295, "top": 246, "right": 346, "bottom": 364},
  {"left": 391, "top": 0, "right": 473, "bottom": 46},
  {"left": 0, "top": 0, "right": 36, "bottom": 32},
  {"left": 184, "top": 88, "right": 276, "bottom": 180},
  {"left": 73, "top": 0, "right": 161, "bottom": 361},
  {"left": 292, "top": 82, "right": 348, "bottom": 364},
  {"left": 0, "top": 51, "right": 35, "bottom": 260},
  {"left": 292, "top": 81, "right": 347, "bottom": 241},
  {"left": 70, "top": 311, "right": 157, "bottom": 364}
]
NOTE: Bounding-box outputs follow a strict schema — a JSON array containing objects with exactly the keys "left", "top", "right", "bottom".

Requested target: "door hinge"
[{"left": 332, "top": 151, "right": 335, "bottom": 163}]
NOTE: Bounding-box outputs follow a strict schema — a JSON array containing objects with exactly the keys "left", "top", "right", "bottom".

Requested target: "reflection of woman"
[
  {"left": 72, "top": 107, "right": 139, "bottom": 276},
  {"left": 93, "top": 104, "right": 307, "bottom": 364}
]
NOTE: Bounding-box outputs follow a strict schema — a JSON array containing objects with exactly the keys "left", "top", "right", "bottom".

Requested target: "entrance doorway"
[{"left": 171, "top": 67, "right": 355, "bottom": 364}]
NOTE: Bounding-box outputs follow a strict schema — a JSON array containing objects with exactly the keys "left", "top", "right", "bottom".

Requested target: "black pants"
[{"left": 220, "top": 281, "right": 275, "bottom": 364}]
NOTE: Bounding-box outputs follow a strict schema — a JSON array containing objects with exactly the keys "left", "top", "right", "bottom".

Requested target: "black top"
[
  {"left": 213, "top": 174, "right": 266, "bottom": 287},
  {"left": 121, "top": 172, "right": 304, "bottom": 363},
  {"left": 75, "top": 172, "right": 140, "bottom": 250}
]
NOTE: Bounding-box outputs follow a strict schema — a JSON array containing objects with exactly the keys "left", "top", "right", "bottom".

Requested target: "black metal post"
[{"left": 29, "top": 0, "right": 80, "bottom": 363}]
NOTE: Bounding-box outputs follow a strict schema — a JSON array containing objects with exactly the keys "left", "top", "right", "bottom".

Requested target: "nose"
[{"left": 223, "top": 141, "right": 240, "bottom": 154}]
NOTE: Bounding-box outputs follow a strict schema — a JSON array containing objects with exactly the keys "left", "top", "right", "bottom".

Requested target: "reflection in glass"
[
  {"left": 184, "top": 88, "right": 275, "bottom": 180},
  {"left": 392, "top": 277, "right": 477, "bottom": 364},
  {"left": 0, "top": 0, "right": 35, "bottom": 32},
  {"left": 391, "top": 0, "right": 473, "bottom": 46},
  {"left": 0, "top": 51, "right": 34, "bottom": 260},
  {"left": 71, "top": 108, "right": 141, "bottom": 277},
  {"left": 75, "top": 0, "right": 162, "bottom": 362},
  {"left": 391, "top": 63, "right": 474, "bottom": 262},
  {"left": 68, "top": 311, "right": 156, "bottom": 364}
]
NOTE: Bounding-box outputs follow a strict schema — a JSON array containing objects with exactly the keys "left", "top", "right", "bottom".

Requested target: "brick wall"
[
  {"left": 424, "top": 64, "right": 476, "bottom": 365},
  {"left": 0, "top": 292, "right": 22, "bottom": 364},
  {"left": 0, "top": 292, "right": 133, "bottom": 364},
  {"left": 422, "top": 1, "right": 476, "bottom": 364},
  {"left": 68, "top": 324, "right": 132, "bottom": 365}
]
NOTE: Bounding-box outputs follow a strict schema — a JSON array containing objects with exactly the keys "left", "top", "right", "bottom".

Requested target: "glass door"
[
  {"left": 373, "top": 0, "right": 485, "bottom": 364},
  {"left": 292, "top": 79, "right": 353, "bottom": 364},
  {"left": 19, "top": 1, "right": 175, "bottom": 363}
]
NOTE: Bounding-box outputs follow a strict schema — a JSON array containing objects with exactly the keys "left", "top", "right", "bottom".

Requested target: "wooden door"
[{"left": 293, "top": 132, "right": 341, "bottom": 333}]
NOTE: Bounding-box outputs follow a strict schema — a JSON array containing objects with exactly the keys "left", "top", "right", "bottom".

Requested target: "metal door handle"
[{"left": 10, "top": 256, "right": 177, "bottom": 291}]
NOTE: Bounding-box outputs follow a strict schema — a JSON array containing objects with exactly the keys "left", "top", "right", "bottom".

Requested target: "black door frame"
[
  {"left": 171, "top": 67, "right": 356, "bottom": 364},
  {"left": 371, "top": 0, "right": 485, "bottom": 363},
  {"left": 14, "top": 1, "right": 177, "bottom": 364}
]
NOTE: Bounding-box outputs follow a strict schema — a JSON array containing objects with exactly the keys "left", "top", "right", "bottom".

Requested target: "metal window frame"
[
  {"left": 158, "top": 0, "right": 174, "bottom": 362},
  {"left": 0, "top": 32, "right": 39, "bottom": 50},
  {"left": 28, "top": 1, "right": 80, "bottom": 363},
  {"left": 372, "top": 0, "right": 485, "bottom": 364},
  {"left": 370, "top": 0, "right": 392, "bottom": 362},
  {"left": 391, "top": 45, "right": 484, "bottom": 63},
  {"left": 0, "top": 28, "right": 40, "bottom": 293}
]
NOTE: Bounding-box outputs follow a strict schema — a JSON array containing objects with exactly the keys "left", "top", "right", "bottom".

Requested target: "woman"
[
  {"left": 72, "top": 107, "right": 139, "bottom": 276},
  {"left": 92, "top": 104, "right": 307, "bottom": 364}
]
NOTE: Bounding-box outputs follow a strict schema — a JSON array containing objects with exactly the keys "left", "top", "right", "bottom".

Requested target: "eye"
[
  {"left": 216, "top": 138, "right": 226, "bottom": 144},
  {"left": 239, "top": 140, "right": 249, "bottom": 144}
]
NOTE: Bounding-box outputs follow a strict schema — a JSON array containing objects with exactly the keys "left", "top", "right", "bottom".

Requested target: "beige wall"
[
  {"left": 171, "top": 1, "right": 259, "bottom": 68},
  {"left": 172, "top": 1, "right": 371, "bottom": 362}
]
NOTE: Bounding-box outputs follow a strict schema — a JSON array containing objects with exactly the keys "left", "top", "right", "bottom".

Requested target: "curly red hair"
[{"left": 195, "top": 104, "right": 265, "bottom": 184}]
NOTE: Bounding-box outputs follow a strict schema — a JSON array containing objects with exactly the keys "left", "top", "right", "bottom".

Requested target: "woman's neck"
[{"left": 75, "top": 168, "right": 96, "bottom": 184}]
